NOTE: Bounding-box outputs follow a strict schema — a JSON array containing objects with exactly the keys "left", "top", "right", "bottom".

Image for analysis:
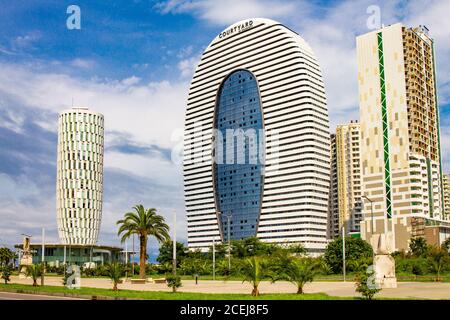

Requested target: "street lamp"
[
  {"left": 226, "top": 214, "right": 232, "bottom": 271},
  {"left": 132, "top": 234, "right": 135, "bottom": 277},
  {"left": 362, "top": 195, "right": 375, "bottom": 236},
  {"left": 212, "top": 237, "right": 216, "bottom": 281},
  {"left": 172, "top": 210, "right": 177, "bottom": 277}
]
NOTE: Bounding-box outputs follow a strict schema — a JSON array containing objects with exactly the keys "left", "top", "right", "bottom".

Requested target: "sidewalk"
[{"left": 9, "top": 276, "right": 450, "bottom": 299}]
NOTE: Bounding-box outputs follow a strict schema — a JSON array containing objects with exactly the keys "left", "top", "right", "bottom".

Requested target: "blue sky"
[{"left": 0, "top": 0, "right": 449, "bottom": 259}]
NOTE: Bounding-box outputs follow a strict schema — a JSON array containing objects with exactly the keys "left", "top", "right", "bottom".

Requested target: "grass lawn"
[{"left": 0, "top": 283, "right": 351, "bottom": 300}]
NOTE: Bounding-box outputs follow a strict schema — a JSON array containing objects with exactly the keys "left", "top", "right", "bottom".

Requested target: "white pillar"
[
  {"left": 173, "top": 210, "right": 177, "bottom": 275},
  {"left": 342, "top": 226, "right": 346, "bottom": 282},
  {"left": 41, "top": 228, "right": 45, "bottom": 264},
  {"left": 212, "top": 238, "right": 216, "bottom": 281},
  {"left": 41, "top": 228, "right": 45, "bottom": 286}
]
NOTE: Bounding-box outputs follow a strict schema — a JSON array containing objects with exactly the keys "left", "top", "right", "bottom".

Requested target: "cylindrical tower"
[{"left": 56, "top": 107, "right": 104, "bottom": 245}]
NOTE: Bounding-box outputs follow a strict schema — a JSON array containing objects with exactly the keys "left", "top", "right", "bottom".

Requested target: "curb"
[{"left": 0, "top": 287, "right": 132, "bottom": 300}]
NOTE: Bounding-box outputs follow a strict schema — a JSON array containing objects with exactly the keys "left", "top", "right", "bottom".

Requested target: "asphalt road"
[{"left": 0, "top": 291, "right": 85, "bottom": 300}]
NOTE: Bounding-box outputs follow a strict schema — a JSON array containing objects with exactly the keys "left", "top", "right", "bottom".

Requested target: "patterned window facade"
[{"left": 214, "top": 70, "right": 264, "bottom": 240}]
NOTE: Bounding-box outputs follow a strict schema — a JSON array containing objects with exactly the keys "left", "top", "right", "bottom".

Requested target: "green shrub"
[
  {"left": 395, "top": 257, "right": 428, "bottom": 275},
  {"left": 324, "top": 237, "right": 373, "bottom": 274},
  {"left": 1, "top": 265, "right": 12, "bottom": 284},
  {"left": 166, "top": 274, "right": 182, "bottom": 292},
  {"left": 355, "top": 268, "right": 381, "bottom": 300},
  {"left": 145, "top": 264, "right": 157, "bottom": 275}
]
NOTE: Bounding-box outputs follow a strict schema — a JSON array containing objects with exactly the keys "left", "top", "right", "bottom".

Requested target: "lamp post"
[
  {"left": 226, "top": 214, "right": 232, "bottom": 271},
  {"left": 125, "top": 240, "right": 128, "bottom": 281},
  {"left": 362, "top": 195, "right": 375, "bottom": 237},
  {"left": 172, "top": 210, "right": 177, "bottom": 293},
  {"left": 212, "top": 238, "right": 216, "bottom": 281},
  {"left": 41, "top": 228, "right": 45, "bottom": 286},
  {"left": 132, "top": 234, "right": 135, "bottom": 277},
  {"left": 67, "top": 230, "right": 73, "bottom": 267},
  {"left": 173, "top": 210, "right": 177, "bottom": 277},
  {"left": 342, "top": 225, "right": 346, "bottom": 282}
]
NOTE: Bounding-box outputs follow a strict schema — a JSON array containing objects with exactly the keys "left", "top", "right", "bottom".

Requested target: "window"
[{"left": 214, "top": 69, "right": 264, "bottom": 240}]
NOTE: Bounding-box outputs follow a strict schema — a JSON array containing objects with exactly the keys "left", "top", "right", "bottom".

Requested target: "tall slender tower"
[
  {"left": 357, "top": 24, "right": 445, "bottom": 251},
  {"left": 329, "top": 121, "right": 362, "bottom": 238},
  {"left": 56, "top": 107, "right": 104, "bottom": 245},
  {"left": 184, "top": 18, "right": 330, "bottom": 254}
]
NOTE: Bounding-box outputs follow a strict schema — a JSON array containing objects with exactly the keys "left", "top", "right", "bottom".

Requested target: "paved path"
[
  {"left": 0, "top": 291, "right": 85, "bottom": 300},
  {"left": 8, "top": 276, "right": 450, "bottom": 299}
]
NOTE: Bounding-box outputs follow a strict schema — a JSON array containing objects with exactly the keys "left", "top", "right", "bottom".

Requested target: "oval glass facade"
[{"left": 214, "top": 70, "right": 264, "bottom": 240}]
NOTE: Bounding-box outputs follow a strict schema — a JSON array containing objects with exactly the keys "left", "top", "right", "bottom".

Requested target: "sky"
[{"left": 0, "top": 0, "right": 449, "bottom": 259}]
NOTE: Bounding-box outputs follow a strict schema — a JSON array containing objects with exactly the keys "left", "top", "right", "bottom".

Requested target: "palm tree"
[
  {"left": 26, "top": 264, "right": 42, "bottom": 287},
  {"left": 240, "top": 256, "right": 268, "bottom": 296},
  {"left": 117, "top": 205, "right": 170, "bottom": 279},
  {"left": 107, "top": 263, "right": 124, "bottom": 291},
  {"left": 278, "top": 258, "right": 318, "bottom": 294}
]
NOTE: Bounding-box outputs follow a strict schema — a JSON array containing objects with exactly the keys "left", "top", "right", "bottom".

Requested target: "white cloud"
[
  {"left": 2, "top": 0, "right": 450, "bottom": 248},
  {"left": 0, "top": 62, "right": 188, "bottom": 150},
  {"left": 70, "top": 58, "right": 96, "bottom": 69},
  {"left": 106, "top": 151, "right": 182, "bottom": 186},
  {"left": 177, "top": 54, "right": 200, "bottom": 78},
  {"left": 0, "top": 62, "right": 190, "bottom": 247},
  {"left": 156, "top": 0, "right": 450, "bottom": 109},
  {"left": 155, "top": 0, "right": 302, "bottom": 25},
  {"left": 11, "top": 31, "right": 42, "bottom": 51}
]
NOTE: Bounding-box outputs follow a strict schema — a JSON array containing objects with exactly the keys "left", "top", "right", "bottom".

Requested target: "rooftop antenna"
[{"left": 72, "top": 97, "right": 74, "bottom": 108}]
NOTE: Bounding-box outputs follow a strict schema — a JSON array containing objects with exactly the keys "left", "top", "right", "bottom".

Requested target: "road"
[{"left": 0, "top": 291, "right": 85, "bottom": 300}]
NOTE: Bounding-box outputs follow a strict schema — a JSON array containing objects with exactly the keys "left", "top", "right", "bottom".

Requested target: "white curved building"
[
  {"left": 56, "top": 107, "right": 104, "bottom": 245},
  {"left": 184, "top": 18, "right": 330, "bottom": 254}
]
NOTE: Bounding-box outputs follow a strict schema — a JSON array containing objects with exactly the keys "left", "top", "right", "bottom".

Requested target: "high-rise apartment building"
[
  {"left": 56, "top": 107, "right": 104, "bottom": 245},
  {"left": 444, "top": 173, "right": 450, "bottom": 218},
  {"left": 184, "top": 18, "right": 330, "bottom": 253},
  {"left": 329, "top": 121, "right": 362, "bottom": 238},
  {"left": 357, "top": 23, "right": 446, "bottom": 251}
]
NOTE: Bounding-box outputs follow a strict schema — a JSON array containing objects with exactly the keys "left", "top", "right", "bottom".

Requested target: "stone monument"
[
  {"left": 371, "top": 233, "right": 397, "bottom": 288},
  {"left": 19, "top": 236, "right": 33, "bottom": 278}
]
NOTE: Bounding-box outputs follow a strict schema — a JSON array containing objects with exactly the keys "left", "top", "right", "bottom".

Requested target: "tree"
[
  {"left": 26, "top": 264, "right": 42, "bottom": 287},
  {"left": 427, "top": 246, "right": 449, "bottom": 282},
  {"left": 324, "top": 237, "right": 373, "bottom": 273},
  {"left": 117, "top": 205, "right": 170, "bottom": 279},
  {"left": 1, "top": 265, "right": 12, "bottom": 284},
  {"left": 347, "top": 257, "right": 372, "bottom": 274},
  {"left": 207, "top": 242, "right": 227, "bottom": 260},
  {"left": 107, "top": 263, "right": 124, "bottom": 291},
  {"left": 240, "top": 256, "right": 268, "bottom": 296},
  {"left": 179, "top": 258, "right": 209, "bottom": 276},
  {"left": 0, "top": 247, "right": 15, "bottom": 267},
  {"left": 286, "top": 243, "right": 307, "bottom": 256},
  {"left": 409, "top": 237, "right": 428, "bottom": 257},
  {"left": 166, "top": 274, "right": 182, "bottom": 292},
  {"left": 157, "top": 241, "right": 188, "bottom": 266},
  {"left": 441, "top": 237, "right": 450, "bottom": 251},
  {"left": 216, "top": 259, "right": 232, "bottom": 277},
  {"left": 355, "top": 267, "right": 381, "bottom": 300},
  {"left": 231, "top": 237, "right": 292, "bottom": 258},
  {"left": 276, "top": 257, "right": 319, "bottom": 294}
]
